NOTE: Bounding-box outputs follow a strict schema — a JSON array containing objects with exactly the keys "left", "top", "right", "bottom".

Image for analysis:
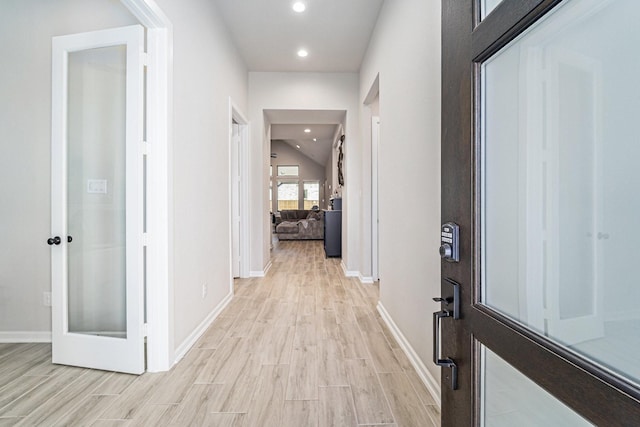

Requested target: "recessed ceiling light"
[
  {"left": 313, "top": 138, "right": 317, "bottom": 141},
  {"left": 304, "top": 128, "right": 311, "bottom": 133},
  {"left": 296, "top": 144, "right": 301, "bottom": 149},
  {"left": 297, "top": 49, "right": 308, "bottom": 58},
  {"left": 292, "top": 2, "right": 306, "bottom": 13}
]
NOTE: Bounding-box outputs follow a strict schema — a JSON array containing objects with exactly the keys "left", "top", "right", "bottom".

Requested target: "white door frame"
[
  {"left": 229, "top": 98, "right": 250, "bottom": 280},
  {"left": 364, "top": 75, "right": 380, "bottom": 282},
  {"left": 371, "top": 116, "right": 380, "bottom": 282},
  {"left": 120, "top": 0, "right": 173, "bottom": 372}
]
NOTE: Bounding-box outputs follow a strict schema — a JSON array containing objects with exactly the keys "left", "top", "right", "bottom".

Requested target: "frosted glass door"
[
  {"left": 51, "top": 25, "right": 145, "bottom": 374},
  {"left": 67, "top": 46, "right": 127, "bottom": 338}
]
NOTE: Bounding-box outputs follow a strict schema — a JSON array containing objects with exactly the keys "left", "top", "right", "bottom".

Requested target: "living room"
[{"left": 270, "top": 118, "right": 343, "bottom": 253}]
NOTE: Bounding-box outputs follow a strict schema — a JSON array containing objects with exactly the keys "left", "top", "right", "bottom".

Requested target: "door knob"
[
  {"left": 47, "top": 236, "right": 62, "bottom": 245},
  {"left": 67, "top": 235, "right": 73, "bottom": 243}
]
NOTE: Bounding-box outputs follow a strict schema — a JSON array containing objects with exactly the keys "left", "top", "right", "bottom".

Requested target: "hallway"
[{"left": 0, "top": 241, "right": 440, "bottom": 426}]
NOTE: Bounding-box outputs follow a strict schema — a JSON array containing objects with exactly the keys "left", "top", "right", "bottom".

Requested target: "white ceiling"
[
  {"left": 212, "top": 0, "right": 385, "bottom": 72},
  {"left": 213, "top": 1, "right": 380, "bottom": 166}
]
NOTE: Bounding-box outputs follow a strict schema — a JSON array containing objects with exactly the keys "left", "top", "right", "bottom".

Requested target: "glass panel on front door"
[
  {"left": 481, "top": 0, "right": 640, "bottom": 387},
  {"left": 480, "top": 345, "right": 592, "bottom": 426},
  {"left": 480, "top": 0, "right": 504, "bottom": 20},
  {"left": 67, "top": 46, "right": 127, "bottom": 338}
]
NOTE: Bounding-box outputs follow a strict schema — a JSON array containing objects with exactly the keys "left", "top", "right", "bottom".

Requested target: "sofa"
[{"left": 276, "top": 209, "right": 324, "bottom": 240}]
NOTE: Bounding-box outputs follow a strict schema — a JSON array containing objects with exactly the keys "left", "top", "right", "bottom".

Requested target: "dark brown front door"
[{"left": 440, "top": 0, "right": 640, "bottom": 425}]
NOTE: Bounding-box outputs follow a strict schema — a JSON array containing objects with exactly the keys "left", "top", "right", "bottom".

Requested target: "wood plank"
[
  {"left": 404, "top": 369, "right": 437, "bottom": 407},
  {"left": 0, "top": 375, "right": 49, "bottom": 411},
  {"left": 18, "top": 368, "right": 110, "bottom": 425},
  {"left": 0, "top": 418, "right": 24, "bottom": 427},
  {"left": 194, "top": 338, "right": 245, "bottom": 384},
  {"left": 52, "top": 395, "right": 118, "bottom": 427},
  {"left": 336, "top": 321, "right": 368, "bottom": 359},
  {"left": 352, "top": 305, "right": 382, "bottom": 333},
  {"left": 93, "top": 372, "right": 138, "bottom": 396},
  {"left": 208, "top": 356, "right": 260, "bottom": 413},
  {"left": 282, "top": 400, "right": 318, "bottom": 427},
  {"left": 364, "top": 331, "right": 403, "bottom": 373},
  {"left": 285, "top": 343, "right": 318, "bottom": 400},
  {"left": 246, "top": 365, "right": 288, "bottom": 426},
  {"left": 257, "top": 326, "right": 295, "bottom": 365},
  {"left": 425, "top": 405, "right": 441, "bottom": 427},
  {"left": 0, "top": 367, "right": 87, "bottom": 417},
  {"left": 317, "top": 338, "right": 348, "bottom": 387},
  {"left": 378, "top": 372, "right": 435, "bottom": 427},
  {"left": 149, "top": 349, "right": 214, "bottom": 404},
  {"left": 0, "top": 346, "right": 51, "bottom": 389},
  {"left": 195, "top": 315, "right": 236, "bottom": 349},
  {"left": 98, "top": 372, "right": 166, "bottom": 420},
  {"left": 202, "top": 413, "right": 246, "bottom": 427},
  {"left": 318, "top": 386, "right": 357, "bottom": 427},
  {"left": 167, "top": 384, "right": 218, "bottom": 426},
  {"left": 344, "top": 359, "right": 394, "bottom": 425}
]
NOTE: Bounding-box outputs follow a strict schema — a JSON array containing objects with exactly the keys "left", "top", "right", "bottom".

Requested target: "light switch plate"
[{"left": 87, "top": 179, "right": 108, "bottom": 194}]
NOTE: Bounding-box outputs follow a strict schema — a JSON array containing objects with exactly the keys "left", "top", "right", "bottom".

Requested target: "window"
[
  {"left": 303, "top": 181, "right": 320, "bottom": 210},
  {"left": 277, "top": 165, "right": 299, "bottom": 177},
  {"left": 277, "top": 180, "right": 298, "bottom": 210}
]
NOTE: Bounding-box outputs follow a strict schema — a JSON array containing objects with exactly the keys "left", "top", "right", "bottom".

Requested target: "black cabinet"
[{"left": 323, "top": 210, "right": 342, "bottom": 257}]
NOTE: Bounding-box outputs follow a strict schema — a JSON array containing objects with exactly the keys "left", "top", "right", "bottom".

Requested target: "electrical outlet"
[
  {"left": 43, "top": 291, "right": 52, "bottom": 307},
  {"left": 202, "top": 284, "right": 207, "bottom": 299}
]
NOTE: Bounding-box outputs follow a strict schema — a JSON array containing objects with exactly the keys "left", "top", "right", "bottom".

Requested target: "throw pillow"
[{"left": 307, "top": 211, "right": 322, "bottom": 220}]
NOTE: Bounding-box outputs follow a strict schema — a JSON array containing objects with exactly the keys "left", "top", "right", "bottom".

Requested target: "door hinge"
[
  {"left": 141, "top": 52, "right": 149, "bottom": 66},
  {"left": 142, "top": 141, "right": 150, "bottom": 155},
  {"left": 142, "top": 323, "right": 148, "bottom": 337},
  {"left": 142, "top": 233, "right": 149, "bottom": 246}
]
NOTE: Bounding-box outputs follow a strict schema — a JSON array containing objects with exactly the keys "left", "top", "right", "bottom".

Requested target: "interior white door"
[
  {"left": 231, "top": 122, "right": 241, "bottom": 278},
  {"left": 543, "top": 47, "right": 604, "bottom": 345},
  {"left": 50, "top": 25, "right": 145, "bottom": 374}
]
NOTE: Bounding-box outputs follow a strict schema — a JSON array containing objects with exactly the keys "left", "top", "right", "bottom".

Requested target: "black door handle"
[
  {"left": 433, "top": 309, "right": 458, "bottom": 390},
  {"left": 67, "top": 236, "right": 73, "bottom": 243},
  {"left": 47, "top": 236, "right": 62, "bottom": 245},
  {"left": 432, "top": 278, "right": 462, "bottom": 390}
]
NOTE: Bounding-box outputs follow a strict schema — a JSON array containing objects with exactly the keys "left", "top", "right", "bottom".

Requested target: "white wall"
[
  {"left": 359, "top": 0, "right": 442, "bottom": 387},
  {"left": 153, "top": 0, "right": 248, "bottom": 354},
  {"left": 248, "top": 72, "right": 360, "bottom": 274},
  {"left": 0, "top": 0, "right": 138, "bottom": 338}
]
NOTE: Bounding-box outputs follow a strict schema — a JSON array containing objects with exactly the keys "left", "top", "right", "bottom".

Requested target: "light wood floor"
[{"left": 0, "top": 240, "right": 440, "bottom": 426}]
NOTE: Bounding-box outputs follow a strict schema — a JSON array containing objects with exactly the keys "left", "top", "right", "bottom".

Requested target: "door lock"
[{"left": 439, "top": 222, "right": 459, "bottom": 262}]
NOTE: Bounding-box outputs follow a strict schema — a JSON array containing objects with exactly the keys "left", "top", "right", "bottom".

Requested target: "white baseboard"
[
  {"left": 250, "top": 260, "right": 272, "bottom": 278},
  {"left": 0, "top": 331, "right": 52, "bottom": 343},
  {"left": 173, "top": 291, "right": 233, "bottom": 365},
  {"left": 377, "top": 302, "right": 441, "bottom": 407},
  {"left": 340, "top": 261, "right": 359, "bottom": 278},
  {"left": 359, "top": 274, "right": 374, "bottom": 284}
]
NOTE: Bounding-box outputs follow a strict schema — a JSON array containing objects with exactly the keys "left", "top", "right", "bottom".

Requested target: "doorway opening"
[{"left": 265, "top": 109, "right": 346, "bottom": 257}]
